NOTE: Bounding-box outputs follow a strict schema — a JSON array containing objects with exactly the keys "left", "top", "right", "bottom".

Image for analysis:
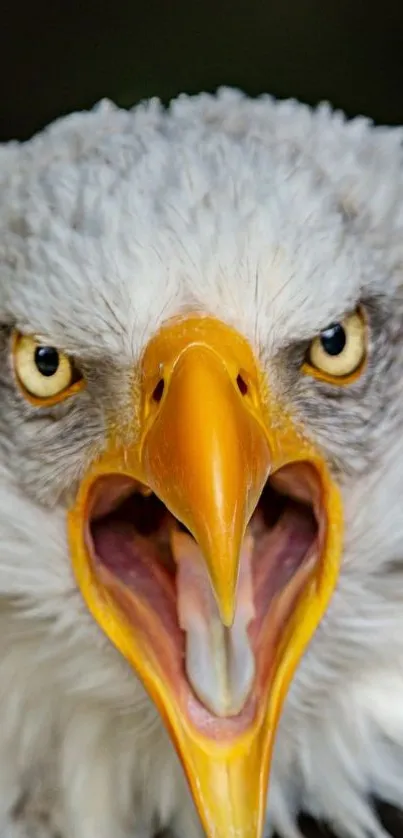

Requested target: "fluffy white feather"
[{"left": 0, "top": 89, "right": 402, "bottom": 837}]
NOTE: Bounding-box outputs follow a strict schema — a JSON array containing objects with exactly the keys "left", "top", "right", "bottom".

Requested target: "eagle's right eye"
[{"left": 12, "top": 332, "right": 84, "bottom": 405}]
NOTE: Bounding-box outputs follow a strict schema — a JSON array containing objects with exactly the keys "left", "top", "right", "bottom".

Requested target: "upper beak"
[
  {"left": 141, "top": 338, "right": 270, "bottom": 626},
  {"left": 68, "top": 316, "right": 343, "bottom": 838}
]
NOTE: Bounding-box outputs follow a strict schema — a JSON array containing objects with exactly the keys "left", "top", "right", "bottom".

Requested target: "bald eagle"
[{"left": 0, "top": 89, "right": 402, "bottom": 838}]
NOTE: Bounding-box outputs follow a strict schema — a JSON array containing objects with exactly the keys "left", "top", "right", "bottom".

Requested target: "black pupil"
[
  {"left": 34, "top": 346, "right": 60, "bottom": 377},
  {"left": 320, "top": 323, "right": 346, "bottom": 356}
]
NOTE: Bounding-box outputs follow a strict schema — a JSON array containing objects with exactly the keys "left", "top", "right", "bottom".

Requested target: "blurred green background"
[{"left": 2, "top": 0, "right": 403, "bottom": 142}]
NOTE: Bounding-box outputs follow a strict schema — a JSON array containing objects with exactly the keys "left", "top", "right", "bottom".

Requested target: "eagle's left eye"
[
  {"left": 12, "top": 333, "right": 83, "bottom": 404},
  {"left": 304, "top": 309, "right": 367, "bottom": 382}
]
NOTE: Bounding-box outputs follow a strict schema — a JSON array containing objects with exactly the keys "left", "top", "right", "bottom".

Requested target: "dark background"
[
  {"left": 3, "top": 1, "right": 403, "bottom": 834},
  {"left": 2, "top": 0, "right": 403, "bottom": 142}
]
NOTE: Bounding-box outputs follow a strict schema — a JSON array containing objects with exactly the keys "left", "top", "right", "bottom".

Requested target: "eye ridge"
[
  {"left": 34, "top": 346, "right": 60, "bottom": 377},
  {"left": 319, "top": 323, "right": 347, "bottom": 357}
]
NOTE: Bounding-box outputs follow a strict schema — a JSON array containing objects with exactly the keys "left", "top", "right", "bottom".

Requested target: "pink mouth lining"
[{"left": 87, "top": 464, "right": 322, "bottom": 738}]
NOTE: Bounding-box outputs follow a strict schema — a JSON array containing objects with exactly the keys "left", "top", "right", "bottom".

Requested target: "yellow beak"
[
  {"left": 68, "top": 316, "right": 343, "bottom": 838},
  {"left": 141, "top": 338, "right": 270, "bottom": 626}
]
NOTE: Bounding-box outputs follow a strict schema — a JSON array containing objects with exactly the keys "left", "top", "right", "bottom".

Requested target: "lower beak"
[{"left": 68, "top": 316, "right": 343, "bottom": 838}]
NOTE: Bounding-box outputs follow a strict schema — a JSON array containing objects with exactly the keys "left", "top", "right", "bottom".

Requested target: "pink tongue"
[{"left": 170, "top": 530, "right": 256, "bottom": 717}]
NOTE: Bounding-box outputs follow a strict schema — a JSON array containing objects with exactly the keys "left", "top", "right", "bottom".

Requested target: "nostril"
[
  {"left": 236, "top": 373, "right": 248, "bottom": 396},
  {"left": 152, "top": 379, "right": 165, "bottom": 402}
]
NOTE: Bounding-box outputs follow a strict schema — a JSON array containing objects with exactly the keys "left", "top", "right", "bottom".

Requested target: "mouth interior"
[{"left": 87, "top": 464, "right": 323, "bottom": 736}]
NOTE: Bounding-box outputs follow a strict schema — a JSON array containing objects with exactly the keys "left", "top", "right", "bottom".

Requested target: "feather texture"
[{"left": 0, "top": 89, "right": 402, "bottom": 837}]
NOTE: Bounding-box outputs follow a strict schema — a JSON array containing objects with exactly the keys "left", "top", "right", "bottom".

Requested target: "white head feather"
[{"left": 0, "top": 89, "right": 402, "bottom": 838}]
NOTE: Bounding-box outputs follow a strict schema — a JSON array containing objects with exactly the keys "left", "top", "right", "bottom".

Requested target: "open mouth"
[
  {"left": 86, "top": 462, "right": 324, "bottom": 739},
  {"left": 69, "top": 314, "right": 344, "bottom": 838}
]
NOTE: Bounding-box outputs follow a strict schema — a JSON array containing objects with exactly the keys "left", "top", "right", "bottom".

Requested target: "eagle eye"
[
  {"left": 12, "top": 332, "right": 84, "bottom": 404},
  {"left": 304, "top": 309, "right": 367, "bottom": 382}
]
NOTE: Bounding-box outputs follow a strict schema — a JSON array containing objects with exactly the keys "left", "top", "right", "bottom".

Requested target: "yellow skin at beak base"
[{"left": 68, "top": 316, "right": 344, "bottom": 838}]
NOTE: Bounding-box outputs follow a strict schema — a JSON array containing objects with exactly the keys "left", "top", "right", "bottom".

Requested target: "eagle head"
[{"left": 0, "top": 91, "right": 402, "bottom": 838}]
